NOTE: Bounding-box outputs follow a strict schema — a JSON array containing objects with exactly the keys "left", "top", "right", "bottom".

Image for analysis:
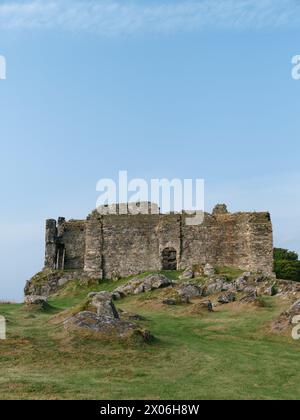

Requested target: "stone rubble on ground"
[
  {"left": 193, "top": 267, "right": 204, "bottom": 278},
  {"left": 239, "top": 291, "right": 259, "bottom": 304},
  {"left": 204, "top": 263, "right": 216, "bottom": 277},
  {"left": 113, "top": 274, "right": 172, "bottom": 297},
  {"left": 203, "top": 278, "right": 227, "bottom": 296},
  {"left": 273, "top": 299, "right": 300, "bottom": 332},
  {"left": 108, "top": 265, "right": 300, "bottom": 311},
  {"left": 179, "top": 268, "right": 194, "bottom": 280},
  {"left": 234, "top": 272, "right": 251, "bottom": 291},
  {"left": 276, "top": 280, "right": 300, "bottom": 295},
  {"left": 25, "top": 260, "right": 300, "bottom": 340},
  {"left": 218, "top": 292, "right": 236, "bottom": 304},
  {"left": 178, "top": 283, "right": 202, "bottom": 300},
  {"left": 262, "top": 283, "right": 278, "bottom": 297}
]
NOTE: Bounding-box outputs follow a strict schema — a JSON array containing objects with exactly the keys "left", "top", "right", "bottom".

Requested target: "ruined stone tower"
[{"left": 44, "top": 204, "right": 274, "bottom": 278}]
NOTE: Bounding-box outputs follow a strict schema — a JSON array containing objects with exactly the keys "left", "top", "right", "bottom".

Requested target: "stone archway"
[{"left": 161, "top": 247, "right": 177, "bottom": 270}]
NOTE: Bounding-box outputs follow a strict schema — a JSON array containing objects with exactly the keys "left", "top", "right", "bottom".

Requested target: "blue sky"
[{"left": 0, "top": 0, "right": 300, "bottom": 301}]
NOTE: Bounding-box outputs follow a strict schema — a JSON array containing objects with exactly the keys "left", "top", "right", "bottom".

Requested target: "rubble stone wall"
[{"left": 44, "top": 205, "right": 274, "bottom": 278}]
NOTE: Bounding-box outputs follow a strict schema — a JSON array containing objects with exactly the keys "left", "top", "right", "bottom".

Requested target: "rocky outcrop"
[
  {"left": 24, "top": 295, "right": 49, "bottom": 309},
  {"left": 90, "top": 292, "right": 119, "bottom": 318},
  {"left": 261, "top": 283, "right": 278, "bottom": 297},
  {"left": 169, "top": 271, "right": 292, "bottom": 306},
  {"left": 204, "top": 264, "right": 216, "bottom": 277},
  {"left": 276, "top": 280, "right": 300, "bottom": 296},
  {"left": 64, "top": 292, "right": 152, "bottom": 342},
  {"left": 178, "top": 283, "right": 203, "bottom": 300},
  {"left": 114, "top": 274, "right": 172, "bottom": 297},
  {"left": 203, "top": 278, "right": 227, "bottom": 296},
  {"left": 239, "top": 291, "right": 261, "bottom": 305},
  {"left": 289, "top": 300, "right": 300, "bottom": 315},
  {"left": 24, "top": 269, "right": 95, "bottom": 297},
  {"left": 273, "top": 300, "right": 300, "bottom": 332},
  {"left": 179, "top": 264, "right": 207, "bottom": 280},
  {"left": 64, "top": 311, "right": 152, "bottom": 341},
  {"left": 179, "top": 268, "right": 194, "bottom": 280}
]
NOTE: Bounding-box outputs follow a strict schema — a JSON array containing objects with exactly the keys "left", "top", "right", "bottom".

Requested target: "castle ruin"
[{"left": 44, "top": 204, "right": 274, "bottom": 279}]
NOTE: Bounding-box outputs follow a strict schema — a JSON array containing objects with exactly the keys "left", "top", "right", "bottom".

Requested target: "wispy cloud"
[{"left": 0, "top": 0, "right": 299, "bottom": 35}]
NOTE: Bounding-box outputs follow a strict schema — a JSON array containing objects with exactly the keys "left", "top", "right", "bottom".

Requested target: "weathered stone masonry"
[{"left": 44, "top": 204, "right": 274, "bottom": 278}]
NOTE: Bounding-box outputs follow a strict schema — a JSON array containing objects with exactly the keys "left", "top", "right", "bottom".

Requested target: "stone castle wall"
[{"left": 44, "top": 205, "right": 274, "bottom": 278}]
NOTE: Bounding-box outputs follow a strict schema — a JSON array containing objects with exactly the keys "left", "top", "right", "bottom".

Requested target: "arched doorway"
[{"left": 162, "top": 248, "right": 177, "bottom": 270}]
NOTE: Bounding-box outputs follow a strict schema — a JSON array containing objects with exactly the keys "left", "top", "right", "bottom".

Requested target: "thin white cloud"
[{"left": 0, "top": 0, "right": 299, "bottom": 35}]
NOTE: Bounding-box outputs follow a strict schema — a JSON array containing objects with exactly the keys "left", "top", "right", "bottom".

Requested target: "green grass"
[
  {"left": 215, "top": 266, "right": 245, "bottom": 280},
  {"left": 0, "top": 271, "right": 299, "bottom": 400}
]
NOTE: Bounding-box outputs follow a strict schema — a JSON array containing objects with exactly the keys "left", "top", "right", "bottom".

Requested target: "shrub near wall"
[{"left": 274, "top": 248, "right": 300, "bottom": 282}]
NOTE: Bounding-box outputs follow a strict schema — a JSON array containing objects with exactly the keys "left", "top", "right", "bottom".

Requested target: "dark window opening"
[
  {"left": 162, "top": 247, "right": 177, "bottom": 270},
  {"left": 56, "top": 244, "right": 65, "bottom": 270}
]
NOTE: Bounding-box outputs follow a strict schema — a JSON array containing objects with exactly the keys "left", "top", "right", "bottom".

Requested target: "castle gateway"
[{"left": 44, "top": 204, "right": 274, "bottom": 279}]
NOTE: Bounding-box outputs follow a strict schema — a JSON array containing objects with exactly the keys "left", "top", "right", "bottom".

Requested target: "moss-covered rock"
[{"left": 24, "top": 269, "right": 98, "bottom": 297}]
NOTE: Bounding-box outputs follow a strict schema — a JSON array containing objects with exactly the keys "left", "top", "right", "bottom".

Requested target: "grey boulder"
[
  {"left": 90, "top": 292, "right": 119, "bottom": 319},
  {"left": 24, "top": 295, "right": 48, "bottom": 308},
  {"left": 273, "top": 300, "right": 300, "bottom": 332},
  {"left": 203, "top": 278, "right": 225, "bottom": 296},
  {"left": 179, "top": 268, "right": 194, "bottom": 280},
  {"left": 114, "top": 274, "right": 172, "bottom": 297},
  {"left": 64, "top": 311, "right": 152, "bottom": 342},
  {"left": 178, "top": 283, "right": 202, "bottom": 299},
  {"left": 204, "top": 263, "right": 215, "bottom": 277},
  {"left": 234, "top": 272, "right": 251, "bottom": 291}
]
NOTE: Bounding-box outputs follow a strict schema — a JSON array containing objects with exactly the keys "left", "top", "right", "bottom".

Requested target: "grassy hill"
[{"left": 0, "top": 270, "right": 299, "bottom": 400}]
